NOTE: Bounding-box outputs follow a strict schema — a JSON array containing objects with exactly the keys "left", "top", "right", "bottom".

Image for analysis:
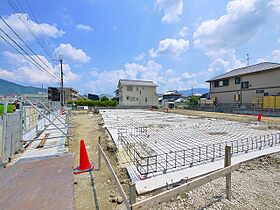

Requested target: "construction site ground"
[
  {"left": 69, "top": 109, "right": 280, "bottom": 210},
  {"left": 68, "top": 111, "right": 128, "bottom": 210}
]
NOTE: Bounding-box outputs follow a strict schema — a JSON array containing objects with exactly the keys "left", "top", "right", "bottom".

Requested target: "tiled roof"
[
  {"left": 206, "top": 62, "right": 280, "bottom": 82},
  {"left": 118, "top": 79, "right": 157, "bottom": 87}
]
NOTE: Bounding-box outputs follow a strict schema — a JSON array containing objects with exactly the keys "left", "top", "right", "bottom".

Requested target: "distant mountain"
[
  {"left": 178, "top": 88, "right": 209, "bottom": 96},
  {"left": 0, "top": 79, "right": 46, "bottom": 95}
]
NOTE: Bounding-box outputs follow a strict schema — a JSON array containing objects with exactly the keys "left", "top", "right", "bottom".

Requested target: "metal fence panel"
[{"left": 1, "top": 112, "right": 23, "bottom": 163}]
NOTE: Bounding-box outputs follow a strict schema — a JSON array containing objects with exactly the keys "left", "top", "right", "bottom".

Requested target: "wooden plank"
[
  {"left": 132, "top": 163, "right": 240, "bottom": 210},
  {"left": 224, "top": 146, "right": 232, "bottom": 200},
  {"left": 36, "top": 134, "right": 49, "bottom": 148},
  {"left": 97, "top": 143, "right": 131, "bottom": 210},
  {"left": 96, "top": 137, "right": 101, "bottom": 171}
]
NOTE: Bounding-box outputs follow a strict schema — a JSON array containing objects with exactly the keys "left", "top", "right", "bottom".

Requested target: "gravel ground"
[{"left": 144, "top": 153, "right": 280, "bottom": 210}]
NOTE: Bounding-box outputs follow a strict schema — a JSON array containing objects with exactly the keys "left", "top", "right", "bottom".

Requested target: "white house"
[{"left": 116, "top": 79, "right": 159, "bottom": 107}]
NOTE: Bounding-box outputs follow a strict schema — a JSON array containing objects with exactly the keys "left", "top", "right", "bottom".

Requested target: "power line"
[
  {"left": 0, "top": 27, "right": 60, "bottom": 81},
  {"left": 0, "top": 32, "right": 58, "bottom": 81},
  {"left": 0, "top": 15, "right": 56, "bottom": 76},
  {"left": 24, "top": 0, "right": 51, "bottom": 52},
  {"left": 6, "top": 0, "right": 53, "bottom": 59}
]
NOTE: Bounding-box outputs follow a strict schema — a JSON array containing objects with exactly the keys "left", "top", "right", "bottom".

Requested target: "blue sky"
[{"left": 0, "top": 0, "right": 280, "bottom": 95}]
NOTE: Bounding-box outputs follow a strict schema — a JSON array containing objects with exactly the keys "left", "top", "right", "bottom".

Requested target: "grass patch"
[{"left": 0, "top": 104, "right": 15, "bottom": 115}]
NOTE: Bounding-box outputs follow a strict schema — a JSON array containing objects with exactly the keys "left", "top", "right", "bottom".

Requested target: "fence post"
[
  {"left": 1, "top": 100, "right": 8, "bottom": 162},
  {"left": 224, "top": 146, "right": 232, "bottom": 201},
  {"left": 96, "top": 136, "right": 101, "bottom": 171},
  {"left": 129, "top": 182, "right": 136, "bottom": 207}
]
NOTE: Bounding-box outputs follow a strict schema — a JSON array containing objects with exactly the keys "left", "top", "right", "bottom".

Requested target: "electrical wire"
[{"left": 0, "top": 28, "right": 60, "bottom": 81}]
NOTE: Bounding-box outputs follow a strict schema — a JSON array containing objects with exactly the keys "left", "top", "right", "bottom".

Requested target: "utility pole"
[
  {"left": 59, "top": 55, "right": 64, "bottom": 108},
  {"left": 246, "top": 53, "right": 250, "bottom": 66}
]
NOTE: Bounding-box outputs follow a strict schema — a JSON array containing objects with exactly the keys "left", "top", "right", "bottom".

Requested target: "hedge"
[
  {"left": 67, "top": 98, "right": 117, "bottom": 107},
  {"left": 0, "top": 104, "right": 15, "bottom": 115}
]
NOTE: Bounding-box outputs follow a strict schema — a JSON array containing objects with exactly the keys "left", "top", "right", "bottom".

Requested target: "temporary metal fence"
[
  {"left": 1, "top": 99, "right": 62, "bottom": 164},
  {"left": 118, "top": 128, "right": 280, "bottom": 176},
  {"left": 188, "top": 104, "right": 280, "bottom": 117}
]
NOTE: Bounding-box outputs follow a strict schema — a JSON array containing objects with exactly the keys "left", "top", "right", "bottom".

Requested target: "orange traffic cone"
[
  {"left": 257, "top": 113, "right": 262, "bottom": 122},
  {"left": 74, "top": 139, "right": 94, "bottom": 174}
]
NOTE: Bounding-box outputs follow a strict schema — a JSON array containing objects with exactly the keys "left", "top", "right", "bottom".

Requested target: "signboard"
[{"left": 256, "top": 89, "right": 264, "bottom": 94}]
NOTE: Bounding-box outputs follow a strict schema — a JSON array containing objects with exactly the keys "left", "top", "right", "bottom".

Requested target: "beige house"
[
  {"left": 116, "top": 79, "right": 159, "bottom": 107},
  {"left": 63, "top": 87, "right": 79, "bottom": 103},
  {"left": 206, "top": 62, "right": 280, "bottom": 107}
]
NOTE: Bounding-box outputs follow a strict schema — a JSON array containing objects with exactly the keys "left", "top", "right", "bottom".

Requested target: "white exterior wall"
[{"left": 119, "top": 85, "right": 158, "bottom": 107}]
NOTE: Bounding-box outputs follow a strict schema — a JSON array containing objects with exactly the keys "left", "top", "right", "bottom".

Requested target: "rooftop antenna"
[{"left": 246, "top": 53, "right": 250, "bottom": 66}]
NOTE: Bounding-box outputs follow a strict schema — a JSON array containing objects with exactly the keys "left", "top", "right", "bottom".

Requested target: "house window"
[
  {"left": 214, "top": 81, "right": 219, "bottom": 87},
  {"left": 136, "top": 98, "right": 138, "bottom": 101},
  {"left": 136, "top": 87, "right": 138, "bottom": 91},
  {"left": 235, "top": 76, "right": 240, "bottom": 84},
  {"left": 145, "top": 97, "right": 147, "bottom": 103},
  {"left": 214, "top": 79, "right": 229, "bottom": 87},
  {"left": 241, "top": 81, "right": 249, "bottom": 89},
  {"left": 140, "top": 90, "right": 141, "bottom": 95},
  {"left": 126, "top": 96, "right": 129, "bottom": 100},
  {"left": 127, "top": 86, "right": 133, "bottom": 91},
  {"left": 223, "top": 79, "right": 229, "bottom": 86}
]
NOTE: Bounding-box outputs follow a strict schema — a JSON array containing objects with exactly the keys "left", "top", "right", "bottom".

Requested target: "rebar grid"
[
  {"left": 119, "top": 130, "right": 280, "bottom": 175},
  {"left": 101, "top": 109, "right": 280, "bottom": 177}
]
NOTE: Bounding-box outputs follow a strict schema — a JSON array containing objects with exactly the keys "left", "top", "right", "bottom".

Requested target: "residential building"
[
  {"left": 48, "top": 87, "right": 79, "bottom": 104},
  {"left": 88, "top": 93, "right": 100, "bottom": 101},
  {"left": 116, "top": 79, "right": 158, "bottom": 107},
  {"left": 63, "top": 87, "right": 79, "bottom": 102},
  {"left": 206, "top": 62, "right": 280, "bottom": 107},
  {"left": 161, "top": 90, "right": 182, "bottom": 108}
]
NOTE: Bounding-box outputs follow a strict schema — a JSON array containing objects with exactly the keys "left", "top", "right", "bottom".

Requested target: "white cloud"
[
  {"left": 271, "top": 49, "right": 280, "bottom": 60},
  {"left": 134, "top": 53, "right": 145, "bottom": 61},
  {"left": 156, "top": 0, "right": 183, "bottom": 23},
  {"left": 206, "top": 48, "right": 244, "bottom": 73},
  {"left": 149, "top": 38, "right": 189, "bottom": 58},
  {"left": 76, "top": 24, "right": 93, "bottom": 32},
  {"left": 193, "top": 0, "right": 270, "bottom": 50},
  {"left": 53, "top": 43, "right": 91, "bottom": 63},
  {"left": 257, "top": 49, "right": 280, "bottom": 63},
  {"left": 0, "top": 13, "right": 64, "bottom": 42},
  {"left": 88, "top": 60, "right": 203, "bottom": 94},
  {"left": 0, "top": 51, "right": 79, "bottom": 85},
  {"left": 268, "top": 0, "right": 280, "bottom": 13},
  {"left": 178, "top": 26, "right": 189, "bottom": 37}
]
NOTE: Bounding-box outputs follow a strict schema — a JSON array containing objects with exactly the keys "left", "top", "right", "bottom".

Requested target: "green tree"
[{"left": 100, "top": 96, "right": 109, "bottom": 101}]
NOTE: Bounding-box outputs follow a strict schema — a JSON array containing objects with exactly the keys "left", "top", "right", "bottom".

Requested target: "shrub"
[
  {"left": 0, "top": 104, "right": 15, "bottom": 115},
  {"left": 67, "top": 98, "right": 117, "bottom": 107}
]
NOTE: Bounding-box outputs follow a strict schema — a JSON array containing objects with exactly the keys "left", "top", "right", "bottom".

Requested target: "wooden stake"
[
  {"left": 97, "top": 137, "right": 101, "bottom": 171},
  {"left": 129, "top": 182, "right": 136, "bottom": 205},
  {"left": 224, "top": 146, "right": 232, "bottom": 201}
]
